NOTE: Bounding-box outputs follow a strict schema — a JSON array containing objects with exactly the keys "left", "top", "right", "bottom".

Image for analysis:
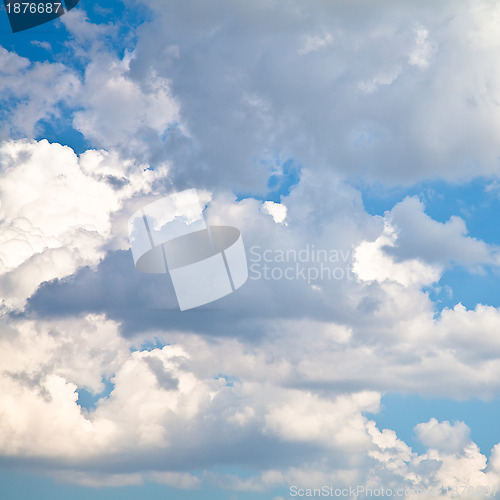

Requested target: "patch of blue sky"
[
  {"left": 0, "top": 0, "right": 148, "bottom": 63},
  {"left": 80, "top": 0, "right": 152, "bottom": 59},
  {"left": 37, "top": 108, "right": 91, "bottom": 154},
  {"left": 134, "top": 336, "right": 168, "bottom": 352},
  {"left": 0, "top": 7, "right": 75, "bottom": 63},
  {"left": 357, "top": 177, "right": 500, "bottom": 312},
  {"left": 76, "top": 378, "right": 115, "bottom": 411},
  {"left": 0, "top": 96, "right": 20, "bottom": 120},
  {"left": 356, "top": 177, "right": 500, "bottom": 243},
  {"left": 88, "top": 0, "right": 152, "bottom": 30},
  {"left": 425, "top": 264, "right": 500, "bottom": 312},
  {"left": 0, "top": 469, "right": 286, "bottom": 500},
  {"left": 373, "top": 393, "right": 500, "bottom": 457},
  {"left": 236, "top": 156, "right": 301, "bottom": 203},
  {"left": 267, "top": 158, "right": 301, "bottom": 202},
  {"left": 213, "top": 373, "right": 241, "bottom": 387},
  {"left": 0, "top": 16, "right": 82, "bottom": 149},
  {"left": 0, "top": 0, "right": 150, "bottom": 153}
]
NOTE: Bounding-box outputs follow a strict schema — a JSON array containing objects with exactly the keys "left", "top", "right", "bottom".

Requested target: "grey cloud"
[
  {"left": 25, "top": 172, "right": 381, "bottom": 339},
  {"left": 5, "top": 370, "right": 53, "bottom": 402},
  {"left": 144, "top": 357, "right": 179, "bottom": 391},
  {"left": 100, "top": 0, "right": 500, "bottom": 193}
]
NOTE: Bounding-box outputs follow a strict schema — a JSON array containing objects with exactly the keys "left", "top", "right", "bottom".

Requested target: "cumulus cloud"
[
  {"left": 6, "top": 314, "right": 500, "bottom": 495},
  {"left": 353, "top": 221, "right": 441, "bottom": 287},
  {"left": 4, "top": 0, "right": 500, "bottom": 192},
  {"left": 0, "top": 138, "right": 165, "bottom": 310},
  {"left": 95, "top": 0, "right": 500, "bottom": 190},
  {"left": 386, "top": 197, "right": 496, "bottom": 267},
  {"left": 3, "top": 0, "right": 500, "bottom": 495},
  {"left": 415, "top": 418, "right": 471, "bottom": 455},
  {"left": 5, "top": 0, "right": 500, "bottom": 190},
  {"left": 20, "top": 169, "right": 500, "bottom": 402},
  {"left": 0, "top": 312, "right": 385, "bottom": 480},
  {"left": 4, "top": 298, "right": 500, "bottom": 491},
  {"left": 353, "top": 196, "right": 500, "bottom": 287},
  {"left": 261, "top": 200, "right": 287, "bottom": 224},
  {"left": 27, "top": 169, "right": 378, "bottom": 337},
  {"left": 72, "top": 51, "right": 181, "bottom": 152},
  {"left": 0, "top": 314, "right": 126, "bottom": 458}
]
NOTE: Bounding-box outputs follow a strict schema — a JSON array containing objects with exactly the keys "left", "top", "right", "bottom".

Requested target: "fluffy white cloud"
[
  {"left": 3, "top": 1, "right": 500, "bottom": 495},
  {"left": 2, "top": 305, "right": 500, "bottom": 492},
  {"left": 353, "top": 196, "right": 499, "bottom": 287},
  {"left": 0, "top": 314, "right": 126, "bottom": 458},
  {"left": 1, "top": 11, "right": 179, "bottom": 160},
  {"left": 415, "top": 418, "right": 471, "bottom": 455},
  {"left": 0, "top": 312, "right": 383, "bottom": 474},
  {"left": 149, "top": 471, "right": 201, "bottom": 489},
  {"left": 5, "top": 0, "right": 500, "bottom": 190},
  {"left": 353, "top": 221, "right": 442, "bottom": 287},
  {"left": 264, "top": 391, "right": 379, "bottom": 452},
  {"left": 0, "top": 138, "right": 166, "bottom": 310},
  {"left": 19, "top": 169, "right": 500, "bottom": 401},
  {"left": 386, "top": 197, "right": 496, "bottom": 267},
  {"left": 261, "top": 200, "right": 287, "bottom": 224},
  {"left": 72, "top": 51, "right": 180, "bottom": 151},
  {"left": 0, "top": 47, "right": 80, "bottom": 139}
]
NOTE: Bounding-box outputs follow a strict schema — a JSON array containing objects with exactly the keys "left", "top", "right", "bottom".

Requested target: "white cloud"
[
  {"left": 2, "top": 305, "right": 500, "bottom": 491},
  {"left": 261, "top": 200, "right": 287, "bottom": 224},
  {"left": 408, "top": 25, "right": 436, "bottom": 69},
  {"left": 0, "top": 139, "right": 165, "bottom": 310},
  {"left": 358, "top": 66, "right": 401, "bottom": 94},
  {"left": 353, "top": 221, "right": 441, "bottom": 287},
  {"left": 298, "top": 33, "right": 334, "bottom": 55},
  {"left": 0, "top": 314, "right": 127, "bottom": 459},
  {"left": 0, "top": 313, "right": 128, "bottom": 393},
  {"left": 387, "top": 197, "right": 495, "bottom": 267},
  {"left": 17, "top": 168, "right": 500, "bottom": 402},
  {"left": 264, "top": 391, "right": 380, "bottom": 451},
  {"left": 0, "top": 47, "right": 80, "bottom": 138},
  {"left": 0, "top": 312, "right": 384, "bottom": 477},
  {"left": 73, "top": 51, "right": 181, "bottom": 151},
  {"left": 3, "top": 1, "right": 500, "bottom": 494},
  {"left": 366, "top": 422, "right": 413, "bottom": 476},
  {"left": 353, "top": 196, "right": 499, "bottom": 287},
  {"left": 415, "top": 419, "right": 471, "bottom": 455},
  {"left": 4, "top": 0, "right": 500, "bottom": 188},
  {"left": 103, "top": 0, "right": 500, "bottom": 187},
  {"left": 51, "top": 470, "right": 144, "bottom": 487}
]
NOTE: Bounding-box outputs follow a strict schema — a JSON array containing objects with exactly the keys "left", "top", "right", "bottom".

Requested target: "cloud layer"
[{"left": 2, "top": 0, "right": 500, "bottom": 496}]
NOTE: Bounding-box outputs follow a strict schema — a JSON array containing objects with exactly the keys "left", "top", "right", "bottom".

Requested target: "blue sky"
[
  {"left": 2, "top": 1, "right": 500, "bottom": 499},
  {"left": 0, "top": 470, "right": 290, "bottom": 500}
]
